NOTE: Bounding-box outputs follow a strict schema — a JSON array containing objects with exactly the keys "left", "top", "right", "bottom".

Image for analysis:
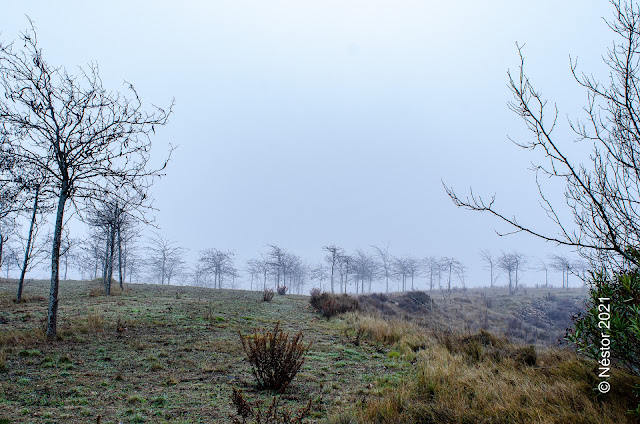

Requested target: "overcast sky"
[{"left": 1, "top": 1, "right": 615, "bottom": 288}]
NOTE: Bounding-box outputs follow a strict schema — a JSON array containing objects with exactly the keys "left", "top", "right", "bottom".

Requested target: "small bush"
[
  {"left": 309, "top": 290, "right": 359, "bottom": 319},
  {"left": 277, "top": 286, "right": 287, "bottom": 295},
  {"left": 231, "top": 388, "right": 312, "bottom": 424},
  {"left": 238, "top": 322, "right": 311, "bottom": 391},
  {"left": 87, "top": 313, "right": 104, "bottom": 332},
  {"left": 263, "top": 289, "right": 274, "bottom": 302}
]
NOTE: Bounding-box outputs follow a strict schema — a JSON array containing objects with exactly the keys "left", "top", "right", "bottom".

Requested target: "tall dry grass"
[{"left": 332, "top": 312, "right": 639, "bottom": 424}]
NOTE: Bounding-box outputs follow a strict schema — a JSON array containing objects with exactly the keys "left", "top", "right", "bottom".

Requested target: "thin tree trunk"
[
  {"left": 17, "top": 186, "right": 39, "bottom": 303},
  {"left": 64, "top": 253, "right": 68, "bottom": 281},
  {"left": 102, "top": 230, "right": 109, "bottom": 283},
  {"left": 117, "top": 224, "right": 123, "bottom": 290},
  {"left": 490, "top": 264, "right": 494, "bottom": 288},
  {"left": 106, "top": 221, "right": 116, "bottom": 295},
  {"left": 47, "top": 183, "right": 69, "bottom": 340}
]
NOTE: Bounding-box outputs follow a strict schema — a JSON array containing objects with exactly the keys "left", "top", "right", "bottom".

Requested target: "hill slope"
[{"left": 0, "top": 280, "right": 637, "bottom": 423}]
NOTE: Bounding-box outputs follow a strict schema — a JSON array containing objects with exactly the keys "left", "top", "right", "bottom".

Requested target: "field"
[{"left": 0, "top": 279, "right": 638, "bottom": 423}]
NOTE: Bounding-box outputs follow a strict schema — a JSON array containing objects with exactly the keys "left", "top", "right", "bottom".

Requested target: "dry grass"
[{"left": 332, "top": 311, "right": 640, "bottom": 424}]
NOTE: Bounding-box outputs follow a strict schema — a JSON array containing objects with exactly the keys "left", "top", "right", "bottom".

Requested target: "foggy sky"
[{"left": 0, "top": 1, "right": 615, "bottom": 288}]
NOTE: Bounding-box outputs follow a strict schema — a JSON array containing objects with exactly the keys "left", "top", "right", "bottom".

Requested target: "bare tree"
[
  {"left": 352, "top": 249, "right": 377, "bottom": 294},
  {"left": 423, "top": 256, "right": 439, "bottom": 292},
  {"left": 479, "top": 249, "right": 497, "bottom": 288},
  {"left": 164, "top": 248, "right": 186, "bottom": 286},
  {"left": 16, "top": 216, "right": 51, "bottom": 301},
  {"left": 323, "top": 245, "right": 343, "bottom": 293},
  {"left": 372, "top": 243, "right": 392, "bottom": 293},
  {"left": 405, "top": 256, "right": 422, "bottom": 291},
  {"left": 549, "top": 254, "right": 572, "bottom": 289},
  {"left": 0, "top": 22, "right": 173, "bottom": 338},
  {"left": 1, "top": 243, "right": 18, "bottom": 279},
  {"left": 338, "top": 253, "right": 352, "bottom": 293},
  {"left": 392, "top": 256, "right": 409, "bottom": 292},
  {"left": 498, "top": 252, "right": 517, "bottom": 294},
  {"left": 512, "top": 251, "right": 527, "bottom": 291},
  {"left": 456, "top": 262, "right": 467, "bottom": 290},
  {"left": 245, "top": 258, "right": 261, "bottom": 291},
  {"left": 440, "top": 257, "right": 461, "bottom": 293},
  {"left": 310, "top": 262, "right": 329, "bottom": 291},
  {"left": 288, "top": 255, "right": 307, "bottom": 294},
  {"left": 444, "top": 2, "right": 640, "bottom": 272},
  {"left": 533, "top": 258, "right": 550, "bottom": 288},
  {"left": 199, "top": 248, "right": 234, "bottom": 289},
  {"left": 147, "top": 234, "right": 184, "bottom": 286}
]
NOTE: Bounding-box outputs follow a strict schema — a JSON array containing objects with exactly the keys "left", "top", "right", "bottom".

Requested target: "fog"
[{"left": 0, "top": 1, "right": 614, "bottom": 289}]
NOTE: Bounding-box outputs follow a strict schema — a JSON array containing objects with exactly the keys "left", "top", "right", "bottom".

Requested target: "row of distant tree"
[{"left": 1, "top": 217, "right": 587, "bottom": 295}]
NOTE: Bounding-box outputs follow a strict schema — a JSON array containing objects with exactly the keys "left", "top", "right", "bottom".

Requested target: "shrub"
[
  {"left": 238, "top": 322, "right": 311, "bottom": 392},
  {"left": 309, "top": 290, "right": 359, "bottom": 319},
  {"left": 277, "top": 286, "right": 287, "bottom": 295},
  {"left": 262, "top": 289, "right": 274, "bottom": 302},
  {"left": 231, "top": 388, "right": 312, "bottom": 424},
  {"left": 566, "top": 265, "right": 640, "bottom": 413}
]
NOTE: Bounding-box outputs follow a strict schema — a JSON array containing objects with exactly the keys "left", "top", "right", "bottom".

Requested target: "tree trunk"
[
  {"left": 47, "top": 183, "right": 69, "bottom": 340},
  {"left": 64, "top": 253, "right": 68, "bottom": 281},
  {"left": 102, "top": 231, "right": 109, "bottom": 283},
  {"left": 0, "top": 232, "right": 4, "bottom": 275},
  {"left": 490, "top": 265, "right": 494, "bottom": 288},
  {"left": 117, "top": 224, "right": 123, "bottom": 290},
  {"left": 17, "top": 186, "right": 39, "bottom": 303},
  {"left": 106, "top": 221, "right": 116, "bottom": 295}
]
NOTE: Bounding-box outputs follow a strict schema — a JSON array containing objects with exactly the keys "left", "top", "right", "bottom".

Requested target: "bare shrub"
[
  {"left": 263, "top": 289, "right": 274, "bottom": 302},
  {"left": 238, "top": 322, "right": 311, "bottom": 391},
  {"left": 231, "top": 388, "right": 312, "bottom": 424},
  {"left": 277, "top": 286, "right": 287, "bottom": 295},
  {"left": 87, "top": 313, "right": 104, "bottom": 332},
  {"left": 309, "top": 291, "right": 359, "bottom": 319}
]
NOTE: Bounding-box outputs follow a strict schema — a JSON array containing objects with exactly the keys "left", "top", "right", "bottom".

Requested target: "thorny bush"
[{"left": 238, "top": 322, "right": 311, "bottom": 392}]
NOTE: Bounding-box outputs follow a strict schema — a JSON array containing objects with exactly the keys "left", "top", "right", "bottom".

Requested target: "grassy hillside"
[{"left": 0, "top": 280, "right": 637, "bottom": 423}]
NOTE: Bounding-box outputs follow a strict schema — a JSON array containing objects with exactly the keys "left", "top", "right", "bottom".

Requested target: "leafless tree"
[
  {"left": 199, "top": 248, "right": 234, "bottom": 289},
  {"left": 251, "top": 256, "right": 271, "bottom": 291},
  {"left": 266, "top": 245, "right": 290, "bottom": 290},
  {"left": 498, "top": 252, "right": 517, "bottom": 294},
  {"left": 1, "top": 243, "right": 18, "bottom": 279},
  {"left": 440, "top": 257, "right": 461, "bottom": 293},
  {"left": 352, "top": 249, "right": 377, "bottom": 293},
  {"left": 323, "top": 245, "right": 343, "bottom": 293},
  {"left": 147, "top": 234, "right": 185, "bottom": 286},
  {"left": 245, "top": 258, "right": 261, "bottom": 291},
  {"left": 512, "top": 251, "right": 527, "bottom": 291},
  {"left": 532, "top": 258, "right": 550, "bottom": 288},
  {"left": 310, "top": 262, "right": 329, "bottom": 292},
  {"left": 479, "top": 249, "right": 497, "bottom": 288},
  {"left": 15, "top": 222, "right": 51, "bottom": 301},
  {"left": 164, "top": 248, "right": 186, "bottom": 286},
  {"left": 456, "top": 262, "right": 467, "bottom": 290},
  {"left": 405, "top": 256, "right": 422, "bottom": 291},
  {"left": 338, "top": 253, "right": 352, "bottom": 293},
  {"left": 423, "top": 256, "right": 438, "bottom": 292},
  {"left": 0, "top": 21, "right": 173, "bottom": 338},
  {"left": 288, "top": 256, "right": 307, "bottom": 294},
  {"left": 549, "top": 254, "right": 572, "bottom": 289},
  {"left": 392, "top": 256, "right": 409, "bottom": 292},
  {"left": 444, "top": 2, "right": 640, "bottom": 272},
  {"left": 372, "top": 243, "right": 392, "bottom": 293},
  {"left": 15, "top": 182, "right": 51, "bottom": 301}
]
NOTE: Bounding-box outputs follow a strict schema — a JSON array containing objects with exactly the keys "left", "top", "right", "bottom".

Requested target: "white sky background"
[{"left": 1, "top": 1, "right": 615, "bottom": 289}]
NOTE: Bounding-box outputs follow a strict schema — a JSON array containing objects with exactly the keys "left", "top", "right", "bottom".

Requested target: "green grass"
[
  {"left": 0, "top": 279, "right": 635, "bottom": 423},
  {"left": 0, "top": 279, "right": 383, "bottom": 423}
]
